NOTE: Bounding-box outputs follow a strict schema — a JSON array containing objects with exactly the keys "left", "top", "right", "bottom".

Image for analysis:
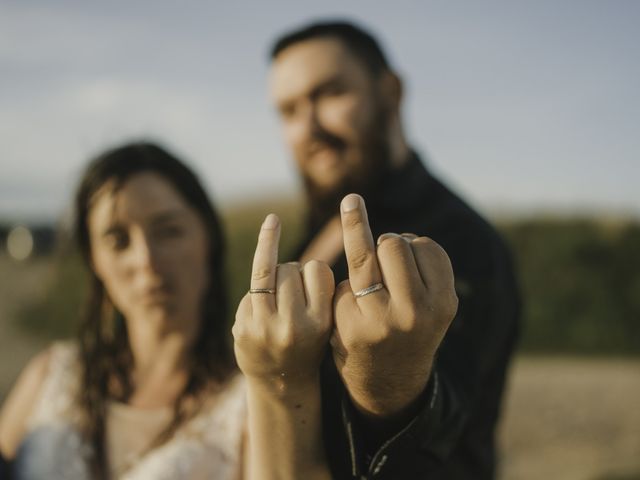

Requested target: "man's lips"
[
  {"left": 307, "top": 136, "right": 345, "bottom": 156},
  {"left": 308, "top": 149, "right": 341, "bottom": 172}
]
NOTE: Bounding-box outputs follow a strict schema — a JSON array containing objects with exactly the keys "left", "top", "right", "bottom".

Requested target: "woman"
[
  {"left": 0, "top": 141, "right": 331, "bottom": 479},
  {"left": 0, "top": 142, "right": 241, "bottom": 479}
]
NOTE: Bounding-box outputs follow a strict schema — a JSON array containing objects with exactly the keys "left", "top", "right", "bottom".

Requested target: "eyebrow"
[
  {"left": 148, "top": 210, "right": 186, "bottom": 225},
  {"left": 277, "top": 72, "right": 345, "bottom": 107},
  {"left": 99, "top": 209, "right": 186, "bottom": 237}
]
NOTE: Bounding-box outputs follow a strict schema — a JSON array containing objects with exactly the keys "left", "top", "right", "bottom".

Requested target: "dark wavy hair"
[{"left": 74, "top": 141, "right": 235, "bottom": 477}]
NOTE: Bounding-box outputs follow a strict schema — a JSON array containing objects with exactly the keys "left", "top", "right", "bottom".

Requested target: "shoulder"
[
  {"left": 421, "top": 174, "right": 512, "bottom": 273},
  {"left": 9, "top": 348, "right": 53, "bottom": 398},
  {"left": 0, "top": 346, "right": 55, "bottom": 459}
]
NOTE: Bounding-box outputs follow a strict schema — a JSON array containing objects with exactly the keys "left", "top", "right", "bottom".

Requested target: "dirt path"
[{"left": 499, "top": 357, "right": 640, "bottom": 480}]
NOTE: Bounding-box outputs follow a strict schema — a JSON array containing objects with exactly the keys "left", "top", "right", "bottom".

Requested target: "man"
[{"left": 268, "top": 21, "right": 520, "bottom": 479}]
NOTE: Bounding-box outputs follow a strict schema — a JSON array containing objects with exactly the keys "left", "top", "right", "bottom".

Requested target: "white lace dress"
[{"left": 13, "top": 342, "right": 247, "bottom": 480}]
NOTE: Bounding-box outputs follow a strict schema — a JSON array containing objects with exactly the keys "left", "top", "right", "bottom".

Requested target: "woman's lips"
[{"left": 140, "top": 283, "right": 174, "bottom": 304}]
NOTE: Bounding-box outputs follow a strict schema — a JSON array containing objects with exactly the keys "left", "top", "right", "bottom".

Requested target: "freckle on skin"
[{"left": 295, "top": 404, "right": 302, "bottom": 409}]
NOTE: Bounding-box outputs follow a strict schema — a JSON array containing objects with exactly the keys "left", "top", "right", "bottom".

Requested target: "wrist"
[
  {"left": 246, "top": 373, "right": 321, "bottom": 402},
  {"left": 347, "top": 360, "right": 433, "bottom": 420}
]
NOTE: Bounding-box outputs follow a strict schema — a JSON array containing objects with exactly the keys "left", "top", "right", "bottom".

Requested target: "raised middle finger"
[
  {"left": 339, "top": 194, "right": 386, "bottom": 303},
  {"left": 250, "top": 213, "right": 280, "bottom": 313}
]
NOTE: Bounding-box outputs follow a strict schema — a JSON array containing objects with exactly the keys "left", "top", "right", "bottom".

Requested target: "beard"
[{"left": 302, "top": 108, "right": 393, "bottom": 230}]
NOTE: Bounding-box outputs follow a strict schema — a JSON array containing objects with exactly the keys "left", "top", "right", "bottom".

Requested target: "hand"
[
  {"left": 233, "top": 214, "right": 335, "bottom": 391},
  {"left": 234, "top": 214, "right": 333, "bottom": 480},
  {"left": 332, "top": 194, "right": 458, "bottom": 419}
]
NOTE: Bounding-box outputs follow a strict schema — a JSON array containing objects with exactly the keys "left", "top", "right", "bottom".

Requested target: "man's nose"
[{"left": 296, "top": 101, "right": 323, "bottom": 140}]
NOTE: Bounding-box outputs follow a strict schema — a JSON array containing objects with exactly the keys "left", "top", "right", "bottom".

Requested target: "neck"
[
  {"left": 388, "top": 114, "right": 410, "bottom": 169},
  {"left": 124, "top": 314, "right": 200, "bottom": 406}
]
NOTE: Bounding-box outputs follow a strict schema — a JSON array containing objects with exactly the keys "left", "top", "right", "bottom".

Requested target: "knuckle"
[
  {"left": 365, "top": 322, "right": 394, "bottom": 345},
  {"left": 378, "top": 235, "right": 409, "bottom": 257},
  {"left": 432, "top": 289, "right": 458, "bottom": 321},
  {"left": 427, "top": 238, "right": 449, "bottom": 259},
  {"left": 230, "top": 321, "right": 241, "bottom": 340},
  {"left": 305, "top": 258, "right": 326, "bottom": 271},
  {"left": 277, "top": 323, "right": 299, "bottom": 350},
  {"left": 252, "top": 267, "right": 272, "bottom": 282},
  {"left": 412, "top": 236, "right": 436, "bottom": 250},
  {"left": 401, "top": 232, "right": 418, "bottom": 239},
  {"left": 302, "top": 259, "right": 322, "bottom": 275},
  {"left": 349, "top": 247, "right": 371, "bottom": 270},
  {"left": 340, "top": 320, "right": 394, "bottom": 350},
  {"left": 231, "top": 320, "right": 250, "bottom": 343},
  {"left": 278, "top": 263, "right": 300, "bottom": 277},
  {"left": 400, "top": 309, "right": 421, "bottom": 331},
  {"left": 304, "top": 260, "right": 335, "bottom": 287}
]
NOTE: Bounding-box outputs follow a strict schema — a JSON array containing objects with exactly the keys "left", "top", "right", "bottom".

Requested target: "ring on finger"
[
  {"left": 354, "top": 282, "right": 385, "bottom": 298},
  {"left": 249, "top": 288, "right": 276, "bottom": 294}
]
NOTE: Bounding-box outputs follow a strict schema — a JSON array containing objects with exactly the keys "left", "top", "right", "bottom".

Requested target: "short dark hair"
[{"left": 270, "top": 20, "right": 392, "bottom": 76}]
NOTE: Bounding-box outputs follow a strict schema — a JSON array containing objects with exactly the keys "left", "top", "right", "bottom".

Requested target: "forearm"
[
  {"left": 347, "top": 362, "right": 435, "bottom": 452},
  {"left": 245, "top": 376, "right": 331, "bottom": 480},
  {"left": 346, "top": 354, "right": 433, "bottom": 423}
]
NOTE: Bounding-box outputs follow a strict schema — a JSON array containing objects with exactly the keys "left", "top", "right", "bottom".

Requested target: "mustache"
[{"left": 306, "top": 129, "right": 346, "bottom": 155}]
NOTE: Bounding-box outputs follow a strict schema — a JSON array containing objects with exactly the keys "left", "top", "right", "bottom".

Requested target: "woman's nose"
[{"left": 130, "top": 234, "right": 162, "bottom": 273}]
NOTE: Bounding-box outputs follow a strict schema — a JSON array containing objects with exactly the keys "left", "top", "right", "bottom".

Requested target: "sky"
[{"left": 1, "top": 0, "right": 639, "bottom": 222}]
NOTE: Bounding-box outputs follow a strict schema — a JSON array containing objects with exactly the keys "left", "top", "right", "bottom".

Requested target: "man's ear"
[{"left": 379, "top": 71, "right": 403, "bottom": 112}]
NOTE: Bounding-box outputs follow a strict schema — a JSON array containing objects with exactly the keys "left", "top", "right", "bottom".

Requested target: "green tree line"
[{"left": 15, "top": 201, "right": 640, "bottom": 356}]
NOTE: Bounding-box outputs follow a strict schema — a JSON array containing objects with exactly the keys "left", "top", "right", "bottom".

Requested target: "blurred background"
[{"left": 1, "top": 1, "right": 638, "bottom": 479}]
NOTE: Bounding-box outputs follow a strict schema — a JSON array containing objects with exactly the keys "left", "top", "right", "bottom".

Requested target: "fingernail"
[
  {"left": 262, "top": 213, "right": 279, "bottom": 230},
  {"left": 341, "top": 194, "right": 360, "bottom": 213},
  {"left": 377, "top": 233, "right": 401, "bottom": 245}
]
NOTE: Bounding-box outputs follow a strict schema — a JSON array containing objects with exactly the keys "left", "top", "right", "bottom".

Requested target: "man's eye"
[
  {"left": 318, "top": 84, "right": 345, "bottom": 97},
  {"left": 279, "top": 104, "right": 296, "bottom": 119},
  {"left": 107, "top": 232, "right": 129, "bottom": 250}
]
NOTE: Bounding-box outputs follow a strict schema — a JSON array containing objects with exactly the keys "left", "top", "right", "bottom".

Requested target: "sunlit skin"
[
  {"left": 269, "top": 37, "right": 408, "bottom": 195},
  {"left": 88, "top": 172, "right": 211, "bottom": 406},
  {"left": 89, "top": 172, "right": 209, "bottom": 329}
]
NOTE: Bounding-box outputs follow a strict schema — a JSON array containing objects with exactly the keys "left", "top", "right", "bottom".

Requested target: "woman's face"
[{"left": 88, "top": 171, "right": 210, "bottom": 329}]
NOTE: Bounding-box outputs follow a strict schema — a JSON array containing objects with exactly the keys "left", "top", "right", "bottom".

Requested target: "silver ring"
[
  {"left": 249, "top": 288, "right": 276, "bottom": 294},
  {"left": 354, "top": 282, "right": 385, "bottom": 298}
]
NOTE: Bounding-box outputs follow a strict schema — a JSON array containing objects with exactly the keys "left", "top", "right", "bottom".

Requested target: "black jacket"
[
  {"left": 0, "top": 449, "right": 10, "bottom": 480},
  {"left": 296, "top": 153, "right": 521, "bottom": 479}
]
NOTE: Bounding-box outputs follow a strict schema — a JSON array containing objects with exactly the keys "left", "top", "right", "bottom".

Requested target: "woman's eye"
[{"left": 107, "top": 232, "right": 129, "bottom": 250}]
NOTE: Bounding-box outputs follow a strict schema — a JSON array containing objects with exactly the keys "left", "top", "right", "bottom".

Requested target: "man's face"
[{"left": 269, "top": 37, "right": 391, "bottom": 203}]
